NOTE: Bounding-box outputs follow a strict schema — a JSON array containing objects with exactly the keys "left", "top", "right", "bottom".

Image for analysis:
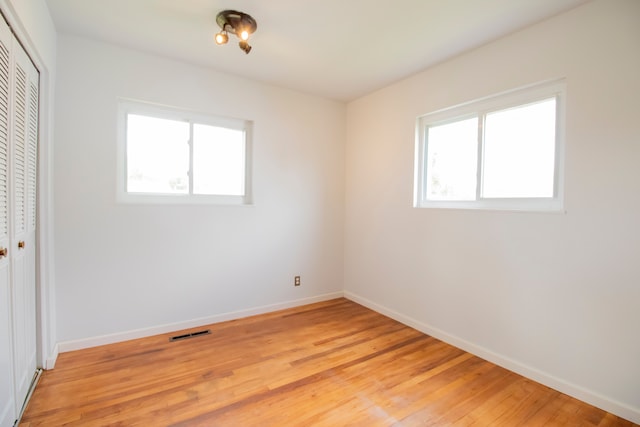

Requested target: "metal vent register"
[{"left": 169, "top": 329, "right": 211, "bottom": 342}]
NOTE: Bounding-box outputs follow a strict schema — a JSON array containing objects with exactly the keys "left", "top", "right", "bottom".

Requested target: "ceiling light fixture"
[{"left": 214, "top": 10, "right": 257, "bottom": 54}]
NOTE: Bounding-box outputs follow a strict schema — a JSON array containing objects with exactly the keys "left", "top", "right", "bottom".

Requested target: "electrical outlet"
[{"left": 294, "top": 276, "right": 301, "bottom": 286}]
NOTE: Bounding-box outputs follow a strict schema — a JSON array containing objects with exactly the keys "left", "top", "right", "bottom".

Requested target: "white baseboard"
[
  {"left": 44, "top": 343, "right": 59, "bottom": 370},
  {"left": 57, "top": 292, "right": 344, "bottom": 354},
  {"left": 344, "top": 291, "right": 640, "bottom": 425}
]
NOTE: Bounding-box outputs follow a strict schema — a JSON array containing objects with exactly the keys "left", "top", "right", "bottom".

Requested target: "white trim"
[
  {"left": 36, "top": 65, "right": 56, "bottom": 370},
  {"left": 44, "top": 343, "right": 58, "bottom": 370},
  {"left": 419, "top": 79, "right": 566, "bottom": 124},
  {"left": 116, "top": 98, "right": 253, "bottom": 206},
  {"left": 414, "top": 79, "right": 566, "bottom": 213},
  {"left": 344, "top": 291, "right": 640, "bottom": 425},
  {"left": 57, "top": 292, "right": 344, "bottom": 353}
]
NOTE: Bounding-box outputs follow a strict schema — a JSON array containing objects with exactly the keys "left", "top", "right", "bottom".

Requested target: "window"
[
  {"left": 414, "top": 80, "right": 565, "bottom": 211},
  {"left": 118, "top": 100, "right": 252, "bottom": 204}
]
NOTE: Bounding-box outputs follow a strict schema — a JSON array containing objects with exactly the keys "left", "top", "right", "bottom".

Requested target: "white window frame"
[
  {"left": 414, "top": 80, "right": 566, "bottom": 212},
  {"left": 117, "top": 99, "right": 253, "bottom": 205}
]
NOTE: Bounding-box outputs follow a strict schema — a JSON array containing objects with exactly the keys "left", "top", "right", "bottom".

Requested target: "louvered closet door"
[
  {"left": 0, "top": 16, "right": 38, "bottom": 426},
  {"left": 10, "top": 28, "right": 38, "bottom": 416},
  {"left": 0, "top": 16, "right": 16, "bottom": 427}
]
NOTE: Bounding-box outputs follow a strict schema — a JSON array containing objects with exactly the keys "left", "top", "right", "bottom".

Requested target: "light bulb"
[
  {"left": 215, "top": 32, "right": 228, "bottom": 45},
  {"left": 240, "top": 30, "right": 249, "bottom": 41}
]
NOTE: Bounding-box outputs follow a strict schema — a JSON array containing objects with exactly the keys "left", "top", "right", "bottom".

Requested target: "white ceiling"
[{"left": 44, "top": 0, "right": 590, "bottom": 101}]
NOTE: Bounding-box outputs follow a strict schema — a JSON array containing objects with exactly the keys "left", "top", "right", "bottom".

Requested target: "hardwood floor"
[{"left": 21, "top": 298, "right": 636, "bottom": 426}]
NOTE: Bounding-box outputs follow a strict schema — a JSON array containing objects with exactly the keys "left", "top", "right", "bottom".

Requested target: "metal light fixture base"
[{"left": 215, "top": 10, "right": 257, "bottom": 53}]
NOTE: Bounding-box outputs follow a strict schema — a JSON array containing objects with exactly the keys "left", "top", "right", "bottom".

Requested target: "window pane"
[
  {"left": 425, "top": 117, "right": 478, "bottom": 201},
  {"left": 127, "top": 114, "right": 189, "bottom": 194},
  {"left": 193, "top": 124, "right": 245, "bottom": 196},
  {"left": 482, "top": 98, "right": 556, "bottom": 198}
]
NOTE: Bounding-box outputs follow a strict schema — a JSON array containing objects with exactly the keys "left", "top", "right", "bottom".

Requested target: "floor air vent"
[{"left": 169, "top": 329, "right": 211, "bottom": 342}]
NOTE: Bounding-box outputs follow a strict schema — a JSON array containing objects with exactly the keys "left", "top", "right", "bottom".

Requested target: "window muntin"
[
  {"left": 415, "top": 80, "right": 564, "bottom": 212},
  {"left": 118, "top": 100, "right": 252, "bottom": 205}
]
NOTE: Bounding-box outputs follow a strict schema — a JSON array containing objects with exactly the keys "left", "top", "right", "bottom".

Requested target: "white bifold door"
[{"left": 0, "top": 14, "right": 39, "bottom": 427}]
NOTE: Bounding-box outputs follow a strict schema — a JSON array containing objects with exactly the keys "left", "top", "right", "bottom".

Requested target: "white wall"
[
  {"left": 54, "top": 36, "right": 345, "bottom": 344},
  {"left": 47, "top": 0, "right": 640, "bottom": 421},
  {"left": 1, "top": 0, "right": 57, "bottom": 368},
  {"left": 345, "top": 0, "right": 640, "bottom": 422}
]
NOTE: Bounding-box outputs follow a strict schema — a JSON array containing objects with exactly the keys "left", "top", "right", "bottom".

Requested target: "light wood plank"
[{"left": 20, "top": 298, "right": 636, "bottom": 426}]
